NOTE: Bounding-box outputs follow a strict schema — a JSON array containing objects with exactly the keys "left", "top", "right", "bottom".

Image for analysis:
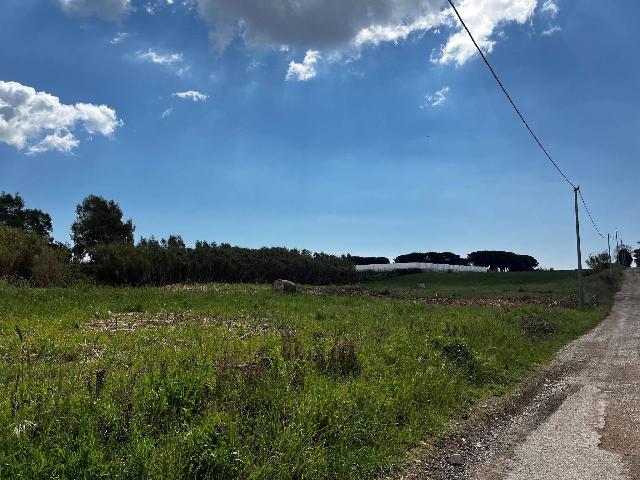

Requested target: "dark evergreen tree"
[
  {"left": 617, "top": 248, "right": 633, "bottom": 268},
  {"left": 0, "top": 192, "right": 53, "bottom": 241},
  {"left": 71, "top": 195, "right": 134, "bottom": 256}
]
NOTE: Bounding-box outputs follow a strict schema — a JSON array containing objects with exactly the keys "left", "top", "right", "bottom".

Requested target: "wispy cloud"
[
  {"left": 422, "top": 86, "right": 450, "bottom": 108},
  {"left": 286, "top": 50, "right": 321, "bottom": 82},
  {"left": 161, "top": 107, "right": 173, "bottom": 118},
  {"left": 135, "top": 49, "right": 189, "bottom": 76},
  {"left": 110, "top": 32, "right": 128, "bottom": 45},
  {"left": 172, "top": 91, "right": 209, "bottom": 102},
  {"left": 541, "top": 0, "right": 559, "bottom": 18},
  {"left": 247, "top": 59, "right": 265, "bottom": 72},
  {"left": 542, "top": 25, "right": 561, "bottom": 36},
  {"left": 58, "top": 0, "right": 131, "bottom": 21},
  {"left": 137, "top": 49, "right": 183, "bottom": 65}
]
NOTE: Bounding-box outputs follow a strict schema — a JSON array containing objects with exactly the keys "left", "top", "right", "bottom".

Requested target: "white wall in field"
[{"left": 355, "top": 263, "right": 488, "bottom": 273}]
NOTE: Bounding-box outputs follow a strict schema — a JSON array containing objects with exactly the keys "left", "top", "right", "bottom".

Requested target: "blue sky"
[{"left": 1, "top": 0, "right": 638, "bottom": 269}]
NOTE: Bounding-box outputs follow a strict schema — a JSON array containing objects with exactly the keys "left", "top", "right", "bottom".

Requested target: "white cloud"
[
  {"left": 434, "top": 0, "right": 537, "bottom": 66},
  {"left": 57, "top": 0, "right": 131, "bottom": 20},
  {"left": 422, "top": 86, "right": 450, "bottom": 108},
  {"left": 0, "top": 80, "right": 122, "bottom": 155},
  {"left": 196, "top": 0, "right": 541, "bottom": 69},
  {"left": 286, "top": 50, "right": 321, "bottom": 81},
  {"left": 110, "top": 32, "right": 128, "bottom": 44},
  {"left": 172, "top": 91, "right": 209, "bottom": 102},
  {"left": 60, "top": 0, "right": 549, "bottom": 78},
  {"left": 144, "top": 2, "right": 156, "bottom": 14},
  {"left": 541, "top": 0, "right": 559, "bottom": 17},
  {"left": 136, "top": 49, "right": 190, "bottom": 76},
  {"left": 354, "top": 15, "right": 440, "bottom": 48},
  {"left": 136, "top": 49, "right": 183, "bottom": 65},
  {"left": 542, "top": 25, "right": 561, "bottom": 36},
  {"left": 161, "top": 107, "right": 173, "bottom": 118}
]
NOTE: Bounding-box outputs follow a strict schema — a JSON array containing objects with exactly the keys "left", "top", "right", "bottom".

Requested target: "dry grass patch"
[{"left": 84, "top": 311, "right": 272, "bottom": 338}]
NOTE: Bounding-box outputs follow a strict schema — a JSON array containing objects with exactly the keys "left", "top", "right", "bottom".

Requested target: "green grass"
[
  {"left": 361, "top": 269, "right": 613, "bottom": 301},
  {"left": 0, "top": 269, "right": 622, "bottom": 479}
]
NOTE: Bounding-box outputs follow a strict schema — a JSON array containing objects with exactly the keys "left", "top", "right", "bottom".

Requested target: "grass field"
[
  {"left": 362, "top": 269, "right": 604, "bottom": 301},
  {"left": 0, "top": 269, "right": 622, "bottom": 479}
]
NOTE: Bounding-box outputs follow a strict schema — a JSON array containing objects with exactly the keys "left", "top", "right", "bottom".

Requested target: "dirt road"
[{"left": 393, "top": 269, "right": 640, "bottom": 480}]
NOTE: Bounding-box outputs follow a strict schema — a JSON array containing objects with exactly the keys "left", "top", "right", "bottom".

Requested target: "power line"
[
  {"left": 579, "top": 190, "right": 605, "bottom": 239},
  {"left": 446, "top": 0, "right": 575, "bottom": 189},
  {"left": 446, "top": 0, "right": 607, "bottom": 240}
]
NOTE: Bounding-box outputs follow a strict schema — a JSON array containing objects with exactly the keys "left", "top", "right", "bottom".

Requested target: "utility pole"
[
  {"left": 608, "top": 233, "right": 613, "bottom": 282},
  {"left": 574, "top": 187, "right": 585, "bottom": 308}
]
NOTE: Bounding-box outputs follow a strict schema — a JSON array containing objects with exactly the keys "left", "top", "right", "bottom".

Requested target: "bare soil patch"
[{"left": 302, "top": 285, "right": 573, "bottom": 308}]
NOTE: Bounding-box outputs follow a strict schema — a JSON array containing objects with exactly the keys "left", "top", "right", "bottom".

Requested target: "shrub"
[
  {"left": 520, "top": 314, "right": 555, "bottom": 339},
  {"left": 32, "top": 248, "right": 66, "bottom": 287},
  {"left": 586, "top": 251, "right": 610, "bottom": 272},
  {"left": 0, "top": 226, "right": 67, "bottom": 286},
  {"left": 181, "top": 422, "right": 243, "bottom": 480},
  {"left": 431, "top": 336, "right": 498, "bottom": 383}
]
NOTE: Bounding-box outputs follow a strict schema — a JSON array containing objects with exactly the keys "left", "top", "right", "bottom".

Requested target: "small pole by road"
[
  {"left": 574, "top": 187, "right": 585, "bottom": 308},
  {"left": 608, "top": 233, "right": 613, "bottom": 282}
]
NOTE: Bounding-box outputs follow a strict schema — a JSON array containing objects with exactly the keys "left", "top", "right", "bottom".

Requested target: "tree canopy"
[
  {"left": 617, "top": 248, "right": 633, "bottom": 268},
  {"left": 89, "top": 239, "right": 356, "bottom": 286},
  {"left": 394, "top": 252, "right": 469, "bottom": 266},
  {"left": 71, "top": 195, "right": 135, "bottom": 256},
  {"left": 467, "top": 251, "right": 539, "bottom": 272},
  {"left": 0, "top": 192, "right": 53, "bottom": 241},
  {"left": 586, "top": 251, "right": 610, "bottom": 271},
  {"left": 343, "top": 255, "right": 390, "bottom": 265}
]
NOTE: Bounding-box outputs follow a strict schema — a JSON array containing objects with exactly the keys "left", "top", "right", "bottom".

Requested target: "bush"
[
  {"left": 520, "top": 314, "right": 555, "bottom": 339},
  {"left": 0, "top": 226, "right": 68, "bottom": 286},
  {"left": 586, "top": 251, "right": 610, "bottom": 272},
  {"left": 31, "top": 248, "right": 66, "bottom": 287}
]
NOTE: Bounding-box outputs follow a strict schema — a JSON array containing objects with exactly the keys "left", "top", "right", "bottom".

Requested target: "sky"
[{"left": 1, "top": 0, "right": 638, "bottom": 269}]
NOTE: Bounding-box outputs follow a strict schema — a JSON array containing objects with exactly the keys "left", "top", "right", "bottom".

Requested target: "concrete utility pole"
[
  {"left": 574, "top": 187, "right": 585, "bottom": 308},
  {"left": 608, "top": 233, "right": 613, "bottom": 282}
]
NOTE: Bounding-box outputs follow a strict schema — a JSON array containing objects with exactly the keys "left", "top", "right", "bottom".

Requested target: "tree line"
[
  {"left": 392, "top": 250, "right": 539, "bottom": 272},
  {"left": 5, "top": 191, "right": 623, "bottom": 287},
  {"left": 1, "top": 193, "right": 357, "bottom": 286}
]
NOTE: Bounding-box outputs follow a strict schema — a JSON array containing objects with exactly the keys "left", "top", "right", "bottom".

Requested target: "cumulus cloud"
[
  {"left": 0, "top": 80, "right": 122, "bottom": 155},
  {"left": 433, "top": 0, "right": 537, "bottom": 66},
  {"left": 196, "top": 0, "right": 442, "bottom": 53},
  {"left": 60, "top": 0, "right": 549, "bottom": 78},
  {"left": 172, "top": 90, "right": 209, "bottom": 102},
  {"left": 58, "top": 0, "right": 131, "bottom": 20},
  {"left": 422, "top": 86, "right": 450, "bottom": 108},
  {"left": 196, "top": 0, "right": 540, "bottom": 67},
  {"left": 286, "top": 50, "right": 321, "bottom": 81}
]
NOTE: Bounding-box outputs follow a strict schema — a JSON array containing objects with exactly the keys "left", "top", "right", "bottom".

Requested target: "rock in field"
[{"left": 273, "top": 279, "right": 297, "bottom": 293}]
